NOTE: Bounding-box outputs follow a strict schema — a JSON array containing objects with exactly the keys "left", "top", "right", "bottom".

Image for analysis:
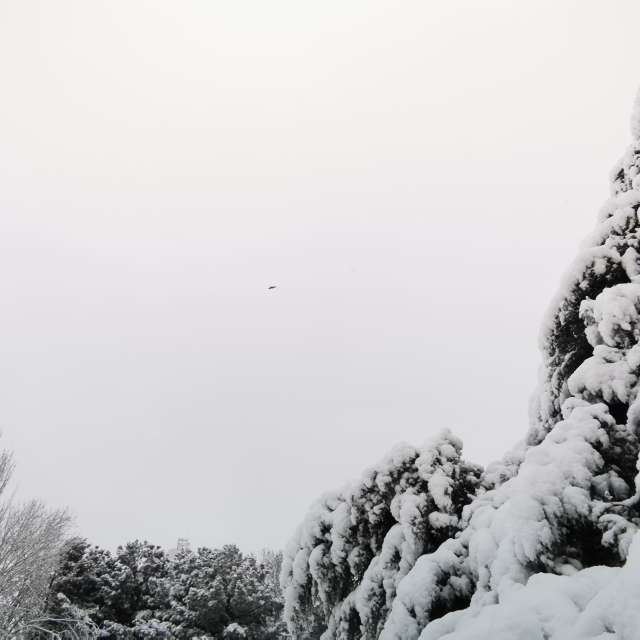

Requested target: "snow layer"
[
  {"left": 379, "top": 400, "right": 635, "bottom": 640},
  {"left": 420, "top": 531, "right": 640, "bottom": 640}
]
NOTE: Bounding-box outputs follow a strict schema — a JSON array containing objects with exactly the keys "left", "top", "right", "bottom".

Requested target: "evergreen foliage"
[
  {"left": 281, "top": 93, "right": 640, "bottom": 640},
  {"left": 281, "top": 431, "right": 482, "bottom": 640},
  {"left": 39, "top": 540, "right": 285, "bottom": 640}
]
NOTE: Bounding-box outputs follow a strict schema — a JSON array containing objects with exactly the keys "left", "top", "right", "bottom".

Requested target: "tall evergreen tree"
[{"left": 282, "top": 90, "right": 640, "bottom": 640}]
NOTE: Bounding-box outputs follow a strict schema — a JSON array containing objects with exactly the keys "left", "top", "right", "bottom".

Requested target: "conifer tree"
[
  {"left": 41, "top": 540, "right": 285, "bottom": 639},
  {"left": 282, "top": 91, "right": 640, "bottom": 640},
  {"left": 281, "top": 431, "right": 482, "bottom": 640}
]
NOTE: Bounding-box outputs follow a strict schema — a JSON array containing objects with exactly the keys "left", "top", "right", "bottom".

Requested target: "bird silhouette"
[{"left": 268, "top": 285, "right": 277, "bottom": 290}]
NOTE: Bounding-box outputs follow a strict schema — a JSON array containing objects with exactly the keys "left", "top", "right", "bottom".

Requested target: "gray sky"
[{"left": 1, "top": 1, "right": 639, "bottom": 552}]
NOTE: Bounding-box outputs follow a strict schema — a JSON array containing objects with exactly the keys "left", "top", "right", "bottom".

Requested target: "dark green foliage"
[{"left": 39, "top": 540, "right": 286, "bottom": 640}]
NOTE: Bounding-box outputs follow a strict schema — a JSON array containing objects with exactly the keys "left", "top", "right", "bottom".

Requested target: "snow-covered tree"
[
  {"left": 164, "top": 544, "right": 285, "bottom": 640},
  {"left": 115, "top": 540, "right": 172, "bottom": 625},
  {"left": 40, "top": 538, "right": 174, "bottom": 638},
  {"left": 281, "top": 431, "right": 482, "bottom": 640},
  {"left": 282, "top": 91, "right": 640, "bottom": 640},
  {"left": 0, "top": 443, "right": 71, "bottom": 637},
  {"left": 41, "top": 540, "right": 286, "bottom": 639},
  {"left": 42, "top": 537, "right": 117, "bottom": 628}
]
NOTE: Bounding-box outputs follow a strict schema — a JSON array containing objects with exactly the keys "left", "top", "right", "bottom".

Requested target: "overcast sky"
[{"left": 1, "top": 1, "right": 639, "bottom": 552}]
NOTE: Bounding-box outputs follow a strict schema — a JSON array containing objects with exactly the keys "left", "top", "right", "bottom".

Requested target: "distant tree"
[
  {"left": 40, "top": 540, "right": 286, "bottom": 639},
  {"left": 113, "top": 540, "right": 171, "bottom": 626},
  {"left": 164, "top": 544, "right": 285, "bottom": 640},
  {"left": 0, "top": 443, "right": 71, "bottom": 637},
  {"left": 39, "top": 538, "right": 173, "bottom": 638},
  {"left": 43, "top": 538, "right": 116, "bottom": 625},
  {"left": 257, "top": 549, "right": 283, "bottom": 596}
]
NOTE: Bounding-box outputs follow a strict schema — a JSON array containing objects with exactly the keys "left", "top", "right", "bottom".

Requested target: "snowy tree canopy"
[
  {"left": 39, "top": 540, "right": 285, "bottom": 639},
  {"left": 281, "top": 432, "right": 482, "bottom": 640},
  {"left": 281, "top": 91, "right": 640, "bottom": 640}
]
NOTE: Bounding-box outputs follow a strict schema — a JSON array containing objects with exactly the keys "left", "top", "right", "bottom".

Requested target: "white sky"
[{"left": 1, "top": 1, "right": 639, "bottom": 552}]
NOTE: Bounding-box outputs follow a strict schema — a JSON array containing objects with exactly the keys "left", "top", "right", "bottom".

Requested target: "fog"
[{"left": 0, "top": 1, "right": 639, "bottom": 551}]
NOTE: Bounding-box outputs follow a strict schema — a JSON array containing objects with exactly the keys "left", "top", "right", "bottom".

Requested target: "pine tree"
[
  {"left": 113, "top": 540, "right": 171, "bottom": 626},
  {"left": 41, "top": 540, "right": 286, "bottom": 639},
  {"left": 164, "top": 544, "right": 285, "bottom": 640},
  {"left": 41, "top": 539, "right": 173, "bottom": 638},
  {"left": 282, "top": 91, "right": 640, "bottom": 640}
]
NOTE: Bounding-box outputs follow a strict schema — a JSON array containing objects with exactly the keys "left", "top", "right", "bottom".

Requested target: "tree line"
[
  {"left": 37, "top": 538, "right": 285, "bottom": 639},
  {"left": 0, "top": 443, "right": 285, "bottom": 639}
]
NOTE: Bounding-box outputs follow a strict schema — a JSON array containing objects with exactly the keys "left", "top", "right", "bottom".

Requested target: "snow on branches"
[
  {"left": 283, "top": 90, "right": 640, "bottom": 640},
  {"left": 281, "top": 432, "right": 482, "bottom": 640}
]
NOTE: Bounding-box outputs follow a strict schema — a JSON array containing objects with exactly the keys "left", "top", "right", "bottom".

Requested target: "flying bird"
[{"left": 268, "top": 285, "right": 277, "bottom": 290}]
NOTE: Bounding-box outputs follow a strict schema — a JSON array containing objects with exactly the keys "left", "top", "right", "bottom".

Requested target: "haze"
[{"left": 1, "top": 1, "right": 639, "bottom": 551}]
